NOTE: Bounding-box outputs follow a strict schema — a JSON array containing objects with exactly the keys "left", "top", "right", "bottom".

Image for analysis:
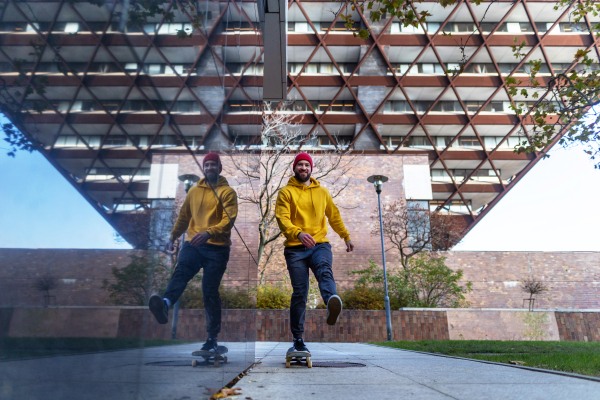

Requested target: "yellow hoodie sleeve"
[
  {"left": 275, "top": 188, "right": 303, "bottom": 242},
  {"left": 206, "top": 187, "right": 238, "bottom": 240},
  {"left": 324, "top": 188, "right": 351, "bottom": 242},
  {"left": 170, "top": 191, "right": 192, "bottom": 240}
]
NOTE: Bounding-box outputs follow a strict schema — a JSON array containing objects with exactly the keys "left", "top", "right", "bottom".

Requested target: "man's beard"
[
  {"left": 205, "top": 171, "right": 219, "bottom": 183},
  {"left": 294, "top": 170, "right": 311, "bottom": 183}
]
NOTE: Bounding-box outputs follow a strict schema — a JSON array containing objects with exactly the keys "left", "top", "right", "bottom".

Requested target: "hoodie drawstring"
[
  {"left": 196, "top": 181, "right": 221, "bottom": 217},
  {"left": 293, "top": 189, "right": 302, "bottom": 220},
  {"left": 197, "top": 187, "right": 206, "bottom": 216},
  {"left": 292, "top": 184, "right": 317, "bottom": 219}
]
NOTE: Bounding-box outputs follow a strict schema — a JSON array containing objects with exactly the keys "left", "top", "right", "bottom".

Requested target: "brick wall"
[
  {"left": 260, "top": 154, "right": 427, "bottom": 284},
  {"left": 2, "top": 249, "right": 599, "bottom": 309},
  {"left": 160, "top": 154, "right": 259, "bottom": 288},
  {"left": 0, "top": 249, "right": 139, "bottom": 307},
  {"left": 116, "top": 308, "right": 256, "bottom": 342},
  {"left": 555, "top": 312, "right": 600, "bottom": 342},
  {"left": 3, "top": 307, "right": 600, "bottom": 342},
  {"left": 120, "top": 309, "right": 448, "bottom": 343},
  {"left": 443, "top": 252, "right": 600, "bottom": 309}
]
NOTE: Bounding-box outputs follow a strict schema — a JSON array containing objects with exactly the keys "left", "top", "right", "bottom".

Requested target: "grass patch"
[
  {"left": 0, "top": 337, "right": 191, "bottom": 361},
  {"left": 371, "top": 340, "right": 600, "bottom": 378}
]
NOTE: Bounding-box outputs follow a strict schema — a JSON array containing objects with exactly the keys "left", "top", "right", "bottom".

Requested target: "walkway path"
[
  {"left": 0, "top": 342, "right": 253, "bottom": 400},
  {"left": 236, "top": 342, "right": 600, "bottom": 400}
]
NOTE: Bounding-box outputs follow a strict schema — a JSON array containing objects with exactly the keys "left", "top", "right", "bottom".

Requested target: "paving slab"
[
  {"left": 0, "top": 342, "right": 254, "bottom": 400},
  {"left": 235, "top": 342, "right": 600, "bottom": 400}
]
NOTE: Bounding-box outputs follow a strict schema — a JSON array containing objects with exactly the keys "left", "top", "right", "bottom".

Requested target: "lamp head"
[
  {"left": 367, "top": 175, "right": 388, "bottom": 194},
  {"left": 178, "top": 174, "right": 200, "bottom": 193}
]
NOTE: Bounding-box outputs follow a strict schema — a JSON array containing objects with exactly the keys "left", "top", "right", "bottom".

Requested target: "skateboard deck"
[
  {"left": 285, "top": 350, "right": 312, "bottom": 368},
  {"left": 191, "top": 346, "right": 228, "bottom": 367}
]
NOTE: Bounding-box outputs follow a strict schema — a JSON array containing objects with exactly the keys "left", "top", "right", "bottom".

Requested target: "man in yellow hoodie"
[
  {"left": 275, "top": 153, "right": 354, "bottom": 354},
  {"left": 148, "top": 153, "right": 237, "bottom": 353}
]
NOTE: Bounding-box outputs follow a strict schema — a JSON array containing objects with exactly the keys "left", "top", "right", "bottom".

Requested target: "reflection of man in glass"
[
  {"left": 149, "top": 153, "right": 237, "bottom": 353},
  {"left": 275, "top": 153, "right": 354, "bottom": 354}
]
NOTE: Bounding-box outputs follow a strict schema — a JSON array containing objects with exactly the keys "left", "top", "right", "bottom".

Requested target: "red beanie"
[
  {"left": 203, "top": 153, "right": 222, "bottom": 172},
  {"left": 293, "top": 153, "right": 313, "bottom": 171}
]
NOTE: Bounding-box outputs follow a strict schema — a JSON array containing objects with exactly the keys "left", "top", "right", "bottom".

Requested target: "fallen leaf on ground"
[
  {"left": 211, "top": 388, "right": 242, "bottom": 399},
  {"left": 509, "top": 361, "right": 527, "bottom": 366}
]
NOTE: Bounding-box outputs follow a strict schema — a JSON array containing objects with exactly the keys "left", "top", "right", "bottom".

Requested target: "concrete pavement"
[
  {"left": 236, "top": 342, "right": 600, "bottom": 400},
  {"left": 0, "top": 342, "right": 254, "bottom": 400}
]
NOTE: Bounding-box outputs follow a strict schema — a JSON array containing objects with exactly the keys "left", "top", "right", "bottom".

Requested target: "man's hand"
[
  {"left": 190, "top": 232, "right": 211, "bottom": 247},
  {"left": 345, "top": 240, "right": 355, "bottom": 252},
  {"left": 298, "top": 232, "right": 316, "bottom": 248},
  {"left": 166, "top": 240, "right": 175, "bottom": 253}
]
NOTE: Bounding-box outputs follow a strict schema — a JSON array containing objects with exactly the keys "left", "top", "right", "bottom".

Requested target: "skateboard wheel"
[
  {"left": 307, "top": 357, "right": 312, "bottom": 368},
  {"left": 223, "top": 356, "right": 228, "bottom": 364},
  {"left": 285, "top": 360, "right": 291, "bottom": 368},
  {"left": 214, "top": 360, "right": 219, "bottom": 367},
  {"left": 192, "top": 360, "right": 198, "bottom": 367}
]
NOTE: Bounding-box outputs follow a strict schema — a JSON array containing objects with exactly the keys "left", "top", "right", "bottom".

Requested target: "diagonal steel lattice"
[
  {"left": 275, "top": 0, "right": 595, "bottom": 236},
  {"left": 0, "top": 0, "right": 595, "bottom": 241},
  {"left": 1, "top": 0, "right": 260, "bottom": 215}
]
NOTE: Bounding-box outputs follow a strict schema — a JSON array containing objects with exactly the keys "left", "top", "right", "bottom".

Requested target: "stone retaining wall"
[{"left": 2, "top": 307, "right": 598, "bottom": 342}]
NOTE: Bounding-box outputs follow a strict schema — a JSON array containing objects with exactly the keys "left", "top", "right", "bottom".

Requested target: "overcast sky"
[{"left": 1, "top": 120, "right": 598, "bottom": 251}]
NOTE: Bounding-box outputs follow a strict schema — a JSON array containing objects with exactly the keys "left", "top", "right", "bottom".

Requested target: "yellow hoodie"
[
  {"left": 275, "top": 176, "right": 351, "bottom": 247},
  {"left": 169, "top": 176, "right": 238, "bottom": 247}
]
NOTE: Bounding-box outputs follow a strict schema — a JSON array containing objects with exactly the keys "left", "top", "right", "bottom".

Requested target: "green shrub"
[
  {"left": 315, "top": 287, "right": 407, "bottom": 310},
  {"left": 257, "top": 283, "right": 291, "bottom": 309},
  {"left": 179, "top": 276, "right": 255, "bottom": 309},
  {"left": 403, "top": 254, "right": 472, "bottom": 308},
  {"left": 180, "top": 283, "right": 204, "bottom": 309},
  {"left": 340, "top": 286, "right": 385, "bottom": 310},
  {"left": 221, "top": 286, "right": 255, "bottom": 309},
  {"left": 347, "top": 255, "right": 472, "bottom": 309}
]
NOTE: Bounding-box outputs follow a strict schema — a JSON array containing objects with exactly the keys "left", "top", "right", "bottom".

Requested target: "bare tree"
[
  {"left": 522, "top": 277, "right": 548, "bottom": 311},
  {"left": 32, "top": 274, "right": 59, "bottom": 307},
  {"left": 223, "top": 103, "right": 356, "bottom": 284},
  {"left": 372, "top": 201, "right": 463, "bottom": 274}
]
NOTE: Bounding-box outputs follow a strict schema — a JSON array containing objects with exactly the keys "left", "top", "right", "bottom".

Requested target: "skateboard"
[
  {"left": 285, "top": 350, "right": 312, "bottom": 368},
  {"left": 191, "top": 346, "right": 228, "bottom": 367}
]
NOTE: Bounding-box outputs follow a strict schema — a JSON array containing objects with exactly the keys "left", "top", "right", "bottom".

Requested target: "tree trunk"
[{"left": 257, "top": 227, "right": 267, "bottom": 285}]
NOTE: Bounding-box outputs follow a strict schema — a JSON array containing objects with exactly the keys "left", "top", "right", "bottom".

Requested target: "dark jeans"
[
  {"left": 163, "top": 241, "right": 229, "bottom": 337},
  {"left": 284, "top": 242, "right": 337, "bottom": 339}
]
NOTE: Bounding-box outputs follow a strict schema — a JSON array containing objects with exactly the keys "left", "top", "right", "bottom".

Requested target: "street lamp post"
[
  {"left": 367, "top": 175, "right": 392, "bottom": 341},
  {"left": 171, "top": 174, "right": 200, "bottom": 340}
]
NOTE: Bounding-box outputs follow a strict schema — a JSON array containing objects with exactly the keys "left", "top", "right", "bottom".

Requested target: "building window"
[{"left": 430, "top": 200, "right": 472, "bottom": 214}]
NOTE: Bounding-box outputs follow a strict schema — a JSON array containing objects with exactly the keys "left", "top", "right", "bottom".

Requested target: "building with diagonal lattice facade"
[{"left": 0, "top": 0, "right": 595, "bottom": 251}]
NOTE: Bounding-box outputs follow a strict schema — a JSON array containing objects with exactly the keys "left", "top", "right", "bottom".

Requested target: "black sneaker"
[
  {"left": 326, "top": 295, "right": 342, "bottom": 325},
  {"left": 148, "top": 294, "right": 169, "bottom": 324},
  {"left": 201, "top": 337, "right": 218, "bottom": 352},
  {"left": 292, "top": 337, "right": 309, "bottom": 353}
]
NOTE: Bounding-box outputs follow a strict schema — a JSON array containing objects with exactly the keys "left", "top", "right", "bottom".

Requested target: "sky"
[
  {"left": 0, "top": 123, "right": 598, "bottom": 251},
  {"left": 0, "top": 123, "right": 132, "bottom": 249},
  {"left": 453, "top": 144, "right": 600, "bottom": 252}
]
